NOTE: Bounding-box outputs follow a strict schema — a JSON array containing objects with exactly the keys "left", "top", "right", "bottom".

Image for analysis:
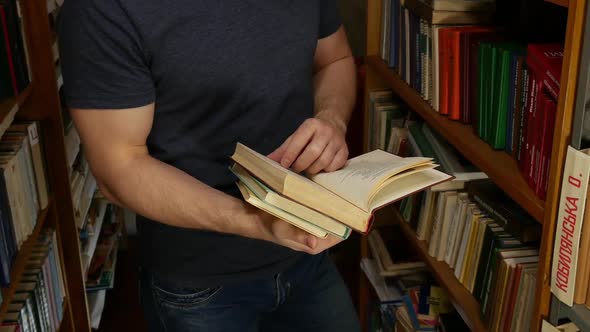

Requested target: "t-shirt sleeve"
[
  {"left": 57, "top": 0, "right": 155, "bottom": 110},
  {"left": 318, "top": 0, "right": 342, "bottom": 39}
]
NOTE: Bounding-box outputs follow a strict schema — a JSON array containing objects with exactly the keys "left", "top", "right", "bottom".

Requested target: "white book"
[
  {"left": 428, "top": 191, "right": 449, "bottom": 257},
  {"left": 450, "top": 203, "right": 478, "bottom": 269},
  {"left": 454, "top": 208, "right": 479, "bottom": 279},
  {"left": 444, "top": 193, "right": 468, "bottom": 264},
  {"left": 551, "top": 146, "right": 590, "bottom": 306},
  {"left": 416, "top": 190, "right": 437, "bottom": 240},
  {"left": 436, "top": 191, "right": 458, "bottom": 261}
]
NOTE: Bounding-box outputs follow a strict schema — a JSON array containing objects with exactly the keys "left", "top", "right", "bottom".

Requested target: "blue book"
[{"left": 390, "top": 0, "right": 400, "bottom": 70}]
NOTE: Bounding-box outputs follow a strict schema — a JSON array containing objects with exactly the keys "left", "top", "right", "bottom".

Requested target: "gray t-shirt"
[{"left": 57, "top": 0, "right": 341, "bottom": 286}]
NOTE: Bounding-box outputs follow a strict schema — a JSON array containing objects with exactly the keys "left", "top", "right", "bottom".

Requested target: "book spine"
[
  {"left": 516, "top": 67, "right": 530, "bottom": 162},
  {"left": 551, "top": 146, "right": 590, "bottom": 306},
  {"left": 574, "top": 179, "right": 590, "bottom": 303}
]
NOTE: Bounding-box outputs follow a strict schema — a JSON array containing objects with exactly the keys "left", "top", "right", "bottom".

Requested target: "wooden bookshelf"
[
  {"left": 366, "top": 55, "right": 545, "bottom": 223},
  {"left": 0, "top": 0, "right": 93, "bottom": 329},
  {"left": 0, "top": 197, "right": 51, "bottom": 323},
  {"left": 360, "top": 0, "right": 588, "bottom": 331},
  {"left": 546, "top": 0, "right": 570, "bottom": 7},
  {"left": 390, "top": 208, "right": 487, "bottom": 332}
]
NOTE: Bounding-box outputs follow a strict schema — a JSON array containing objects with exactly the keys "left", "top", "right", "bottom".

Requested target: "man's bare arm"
[
  {"left": 269, "top": 26, "right": 356, "bottom": 174},
  {"left": 71, "top": 104, "right": 332, "bottom": 253}
]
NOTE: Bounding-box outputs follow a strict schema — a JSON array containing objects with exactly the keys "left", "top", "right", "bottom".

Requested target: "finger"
[
  {"left": 325, "top": 146, "right": 349, "bottom": 172},
  {"left": 279, "top": 120, "right": 317, "bottom": 168},
  {"left": 270, "top": 218, "right": 317, "bottom": 251},
  {"left": 267, "top": 135, "right": 292, "bottom": 162},
  {"left": 309, "top": 235, "right": 343, "bottom": 255},
  {"left": 291, "top": 131, "right": 331, "bottom": 173},
  {"left": 307, "top": 140, "right": 339, "bottom": 175}
]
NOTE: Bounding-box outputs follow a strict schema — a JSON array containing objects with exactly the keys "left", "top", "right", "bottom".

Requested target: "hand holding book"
[
  {"left": 231, "top": 143, "right": 453, "bottom": 238},
  {"left": 255, "top": 208, "right": 344, "bottom": 255}
]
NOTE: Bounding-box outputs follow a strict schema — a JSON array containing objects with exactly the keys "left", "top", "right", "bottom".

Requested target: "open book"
[{"left": 231, "top": 143, "right": 453, "bottom": 237}]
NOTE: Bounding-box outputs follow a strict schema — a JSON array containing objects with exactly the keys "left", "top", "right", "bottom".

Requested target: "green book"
[
  {"left": 408, "top": 123, "right": 442, "bottom": 170},
  {"left": 491, "top": 44, "right": 526, "bottom": 149},
  {"left": 473, "top": 228, "right": 512, "bottom": 302},
  {"left": 477, "top": 42, "right": 493, "bottom": 140}
]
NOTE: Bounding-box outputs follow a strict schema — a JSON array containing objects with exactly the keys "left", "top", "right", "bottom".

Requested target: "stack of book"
[
  {"left": 230, "top": 142, "right": 452, "bottom": 238},
  {"left": 402, "top": 178, "right": 541, "bottom": 331},
  {"left": 1, "top": 229, "right": 66, "bottom": 332},
  {"left": 367, "top": 89, "right": 410, "bottom": 152},
  {"left": 84, "top": 203, "right": 122, "bottom": 293},
  {"left": 363, "top": 264, "right": 454, "bottom": 332},
  {"left": 0, "top": 122, "right": 50, "bottom": 287},
  {"left": 368, "top": 83, "right": 543, "bottom": 329},
  {"left": 379, "top": 0, "right": 564, "bottom": 199}
]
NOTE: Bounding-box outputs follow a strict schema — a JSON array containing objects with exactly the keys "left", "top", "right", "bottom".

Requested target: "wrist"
[
  {"left": 236, "top": 201, "right": 275, "bottom": 242},
  {"left": 314, "top": 109, "right": 348, "bottom": 134}
]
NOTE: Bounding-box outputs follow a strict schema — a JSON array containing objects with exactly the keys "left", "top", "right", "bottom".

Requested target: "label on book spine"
[{"left": 551, "top": 146, "right": 590, "bottom": 306}]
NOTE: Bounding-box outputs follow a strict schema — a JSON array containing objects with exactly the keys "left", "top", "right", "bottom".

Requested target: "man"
[{"left": 58, "top": 0, "right": 360, "bottom": 331}]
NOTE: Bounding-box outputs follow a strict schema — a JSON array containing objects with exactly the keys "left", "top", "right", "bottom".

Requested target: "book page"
[{"left": 310, "top": 150, "right": 432, "bottom": 210}]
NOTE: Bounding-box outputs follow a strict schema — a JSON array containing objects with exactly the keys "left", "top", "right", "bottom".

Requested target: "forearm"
[
  {"left": 97, "top": 151, "right": 267, "bottom": 240},
  {"left": 313, "top": 55, "right": 356, "bottom": 133}
]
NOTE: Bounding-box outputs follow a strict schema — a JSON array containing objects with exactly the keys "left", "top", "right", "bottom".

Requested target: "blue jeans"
[{"left": 139, "top": 251, "right": 361, "bottom": 332}]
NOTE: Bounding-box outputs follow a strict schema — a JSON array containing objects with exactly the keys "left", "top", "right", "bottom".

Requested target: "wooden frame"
[{"left": 0, "top": 0, "right": 92, "bottom": 330}]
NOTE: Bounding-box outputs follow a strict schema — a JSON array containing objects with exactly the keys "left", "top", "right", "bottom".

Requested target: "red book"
[
  {"left": 537, "top": 97, "right": 557, "bottom": 199},
  {"left": 448, "top": 29, "right": 462, "bottom": 120},
  {"left": 527, "top": 43, "right": 564, "bottom": 90},
  {"left": 446, "top": 26, "right": 494, "bottom": 121},
  {"left": 501, "top": 263, "right": 525, "bottom": 331},
  {"left": 438, "top": 28, "right": 452, "bottom": 115},
  {"left": 519, "top": 63, "right": 538, "bottom": 181},
  {"left": 0, "top": 6, "right": 18, "bottom": 96},
  {"left": 461, "top": 27, "right": 497, "bottom": 124},
  {"left": 531, "top": 90, "right": 551, "bottom": 192}
]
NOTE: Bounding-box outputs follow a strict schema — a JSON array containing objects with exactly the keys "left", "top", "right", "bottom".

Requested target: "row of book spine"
[
  {"left": 367, "top": 87, "right": 543, "bottom": 331},
  {"left": 0, "top": 0, "right": 30, "bottom": 99},
  {"left": 0, "top": 121, "right": 50, "bottom": 287},
  {"left": 400, "top": 179, "right": 540, "bottom": 332},
  {"left": 1, "top": 228, "right": 66, "bottom": 332},
  {"left": 379, "top": 0, "right": 564, "bottom": 199}
]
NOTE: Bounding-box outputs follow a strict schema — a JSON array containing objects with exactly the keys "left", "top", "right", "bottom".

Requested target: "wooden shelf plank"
[
  {"left": 0, "top": 196, "right": 51, "bottom": 323},
  {"left": 545, "top": 0, "right": 569, "bottom": 7},
  {"left": 366, "top": 55, "right": 545, "bottom": 223},
  {"left": 0, "top": 85, "right": 33, "bottom": 140},
  {"left": 390, "top": 208, "right": 488, "bottom": 332}
]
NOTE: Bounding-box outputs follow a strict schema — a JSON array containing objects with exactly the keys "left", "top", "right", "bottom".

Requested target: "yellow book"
[
  {"left": 459, "top": 213, "right": 481, "bottom": 284},
  {"left": 231, "top": 143, "right": 452, "bottom": 233}
]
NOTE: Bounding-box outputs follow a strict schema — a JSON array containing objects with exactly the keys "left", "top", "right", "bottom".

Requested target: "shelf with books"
[
  {"left": 546, "top": 0, "right": 570, "bottom": 7},
  {"left": 0, "top": 196, "right": 51, "bottom": 323},
  {"left": 390, "top": 207, "right": 487, "bottom": 332},
  {"left": 366, "top": 55, "right": 545, "bottom": 223}
]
